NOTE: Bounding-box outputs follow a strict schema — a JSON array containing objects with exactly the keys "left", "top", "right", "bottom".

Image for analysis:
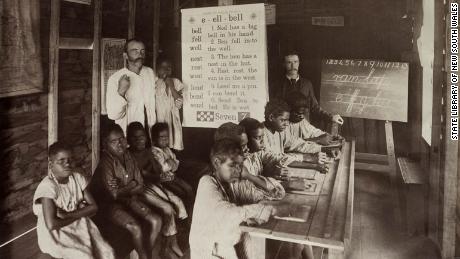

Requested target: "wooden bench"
[{"left": 397, "top": 157, "right": 427, "bottom": 236}]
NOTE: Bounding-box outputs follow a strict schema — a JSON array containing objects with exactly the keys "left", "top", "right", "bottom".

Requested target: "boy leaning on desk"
[{"left": 189, "top": 98, "right": 344, "bottom": 259}]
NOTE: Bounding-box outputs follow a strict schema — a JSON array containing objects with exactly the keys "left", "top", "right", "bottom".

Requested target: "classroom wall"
[
  {"left": 151, "top": 0, "right": 419, "bottom": 161},
  {"left": 0, "top": 2, "right": 94, "bottom": 228}
]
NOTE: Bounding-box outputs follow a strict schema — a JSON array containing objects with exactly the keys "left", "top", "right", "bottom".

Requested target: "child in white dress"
[
  {"left": 32, "top": 142, "right": 114, "bottom": 259},
  {"left": 155, "top": 56, "right": 185, "bottom": 151}
]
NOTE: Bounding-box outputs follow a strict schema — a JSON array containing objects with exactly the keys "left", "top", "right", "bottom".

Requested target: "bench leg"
[
  {"left": 244, "top": 233, "right": 265, "bottom": 259},
  {"left": 327, "top": 248, "right": 344, "bottom": 259}
]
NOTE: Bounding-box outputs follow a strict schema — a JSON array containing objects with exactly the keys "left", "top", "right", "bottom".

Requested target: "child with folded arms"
[{"left": 33, "top": 142, "right": 114, "bottom": 259}]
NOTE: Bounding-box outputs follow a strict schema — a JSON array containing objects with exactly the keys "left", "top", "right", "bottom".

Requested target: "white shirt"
[
  {"left": 288, "top": 119, "right": 325, "bottom": 140},
  {"left": 262, "top": 124, "right": 321, "bottom": 154},
  {"left": 106, "top": 67, "right": 158, "bottom": 134}
]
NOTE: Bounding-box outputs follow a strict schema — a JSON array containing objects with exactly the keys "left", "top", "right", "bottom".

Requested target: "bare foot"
[{"left": 170, "top": 235, "right": 184, "bottom": 257}]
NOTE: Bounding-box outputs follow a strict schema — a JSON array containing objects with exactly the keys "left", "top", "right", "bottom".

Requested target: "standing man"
[
  {"left": 106, "top": 39, "right": 157, "bottom": 143},
  {"left": 271, "top": 50, "right": 344, "bottom": 126}
]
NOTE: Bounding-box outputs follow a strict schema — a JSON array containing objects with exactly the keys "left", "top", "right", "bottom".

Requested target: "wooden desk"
[{"left": 241, "top": 141, "right": 355, "bottom": 259}]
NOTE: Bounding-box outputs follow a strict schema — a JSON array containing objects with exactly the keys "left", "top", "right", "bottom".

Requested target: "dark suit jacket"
[{"left": 270, "top": 76, "right": 332, "bottom": 122}]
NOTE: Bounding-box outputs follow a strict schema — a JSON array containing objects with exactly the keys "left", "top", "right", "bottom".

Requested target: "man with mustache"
[
  {"left": 106, "top": 39, "right": 157, "bottom": 144},
  {"left": 271, "top": 51, "right": 344, "bottom": 126}
]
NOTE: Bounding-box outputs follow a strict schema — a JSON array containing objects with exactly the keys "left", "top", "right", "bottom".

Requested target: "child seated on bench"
[
  {"left": 91, "top": 124, "right": 161, "bottom": 259},
  {"left": 239, "top": 117, "right": 319, "bottom": 259},
  {"left": 214, "top": 122, "right": 286, "bottom": 201},
  {"left": 285, "top": 91, "right": 343, "bottom": 145},
  {"left": 126, "top": 122, "right": 187, "bottom": 258},
  {"left": 150, "top": 123, "right": 194, "bottom": 206},
  {"left": 263, "top": 99, "right": 327, "bottom": 163},
  {"left": 189, "top": 139, "right": 288, "bottom": 259},
  {"left": 239, "top": 117, "right": 329, "bottom": 174},
  {"left": 33, "top": 142, "right": 115, "bottom": 259}
]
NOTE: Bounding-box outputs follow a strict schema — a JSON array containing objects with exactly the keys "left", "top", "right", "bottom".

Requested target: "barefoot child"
[
  {"left": 127, "top": 122, "right": 186, "bottom": 257},
  {"left": 33, "top": 142, "right": 114, "bottom": 259},
  {"left": 155, "top": 56, "right": 185, "bottom": 151},
  {"left": 91, "top": 124, "right": 161, "bottom": 259},
  {"left": 150, "top": 123, "right": 194, "bottom": 206},
  {"left": 189, "top": 139, "right": 287, "bottom": 259}
]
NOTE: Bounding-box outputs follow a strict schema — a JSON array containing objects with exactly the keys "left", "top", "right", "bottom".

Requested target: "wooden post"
[
  {"left": 384, "top": 121, "right": 403, "bottom": 228},
  {"left": 428, "top": 0, "right": 446, "bottom": 247},
  {"left": 48, "top": 0, "right": 60, "bottom": 146},
  {"left": 128, "top": 0, "right": 136, "bottom": 38},
  {"left": 152, "top": 0, "right": 160, "bottom": 70},
  {"left": 441, "top": 1, "right": 456, "bottom": 256},
  {"left": 91, "top": 0, "right": 102, "bottom": 173},
  {"left": 174, "top": 0, "right": 180, "bottom": 28}
]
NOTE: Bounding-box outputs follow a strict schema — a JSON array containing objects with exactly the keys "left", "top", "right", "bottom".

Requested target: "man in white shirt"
[{"left": 106, "top": 39, "right": 157, "bottom": 141}]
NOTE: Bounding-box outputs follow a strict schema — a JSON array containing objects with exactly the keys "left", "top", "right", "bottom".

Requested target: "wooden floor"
[
  {"left": 347, "top": 170, "right": 440, "bottom": 259},
  {"left": 0, "top": 169, "right": 442, "bottom": 259}
]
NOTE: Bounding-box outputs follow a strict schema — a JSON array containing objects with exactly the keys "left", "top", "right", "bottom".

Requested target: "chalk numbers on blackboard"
[{"left": 325, "top": 59, "right": 408, "bottom": 70}]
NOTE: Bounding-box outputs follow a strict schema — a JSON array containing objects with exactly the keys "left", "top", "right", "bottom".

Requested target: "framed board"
[
  {"left": 101, "top": 38, "right": 126, "bottom": 115},
  {"left": 181, "top": 4, "right": 269, "bottom": 128},
  {"left": 0, "top": 0, "right": 43, "bottom": 98},
  {"left": 320, "top": 59, "right": 409, "bottom": 122}
]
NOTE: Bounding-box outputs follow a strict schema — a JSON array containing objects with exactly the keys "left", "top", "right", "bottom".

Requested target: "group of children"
[{"left": 33, "top": 89, "right": 342, "bottom": 259}]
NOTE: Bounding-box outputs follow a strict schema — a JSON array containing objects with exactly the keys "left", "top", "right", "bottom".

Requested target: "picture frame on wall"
[
  {"left": 101, "top": 38, "right": 126, "bottom": 115},
  {"left": 0, "top": 0, "right": 43, "bottom": 98}
]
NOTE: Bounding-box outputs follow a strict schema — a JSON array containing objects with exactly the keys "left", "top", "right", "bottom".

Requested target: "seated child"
[
  {"left": 214, "top": 122, "right": 286, "bottom": 201},
  {"left": 263, "top": 99, "right": 328, "bottom": 163},
  {"left": 189, "top": 139, "right": 288, "bottom": 259},
  {"left": 91, "top": 124, "right": 161, "bottom": 259},
  {"left": 155, "top": 56, "right": 185, "bottom": 151},
  {"left": 239, "top": 117, "right": 328, "bottom": 174},
  {"left": 285, "top": 91, "right": 344, "bottom": 145},
  {"left": 33, "top": 141, "right": 114, "bottom": 259},
  {"left": 240, "top": 117, "right": 318, "bottom": 259},
  {"left": 150, "top": 123, "right": 194, "bottom": 206},
  {"left": 127, "top": 122, "right": 186, "bottom": 258}
]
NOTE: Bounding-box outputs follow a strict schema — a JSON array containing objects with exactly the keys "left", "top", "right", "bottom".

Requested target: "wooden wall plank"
[
  {"left": 91, "top": 0, "right": 102, "bottom": 173},
  {"left": 152, "top": 0, "right": 160, "bottom": 70},
  {"left": 48, "top": 0, "right": 60, "bottom": 145},
  {"left": 128, "top": 0, "right": 136, "bottom": 38},
  {"left": 59, "top": 37, "right": 93, "bottom": 49}
]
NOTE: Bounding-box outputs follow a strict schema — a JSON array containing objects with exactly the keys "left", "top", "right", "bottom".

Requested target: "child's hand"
[
  {"left": 175, "top": 98, "right": 183, "bottom": 109},
  {"left": 316, "top": 134, "right": 335, "bottom": 145},
  {"left": 56, "top": 208, "right": 68, "bottom": 219},
  {"left": 78, "top": 200, "right": 88, "bottom": 209},
  {"left": 108, "top": 178, "right": 120, "bottom": 189},
  {"left": 160, "top": 171, "right": 175, "bottom": 182},
  {"left": 315, "top": 152, "right": 327, "bottom": 164},
  {"left": 315, "top": 163, "right": 329, "bottom": 174},
  {"left": 240, "top": 167, "right": 251, "bottom": 180}
]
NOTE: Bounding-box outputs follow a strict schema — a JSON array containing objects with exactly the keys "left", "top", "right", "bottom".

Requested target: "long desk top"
[{"left": 240, "top": 141, "right": 355, "bottom": 251}]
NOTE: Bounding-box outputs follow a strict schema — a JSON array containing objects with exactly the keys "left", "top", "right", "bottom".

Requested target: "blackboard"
[{"left": 320, "top": 59, "right": 408, "bottom": 122}]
